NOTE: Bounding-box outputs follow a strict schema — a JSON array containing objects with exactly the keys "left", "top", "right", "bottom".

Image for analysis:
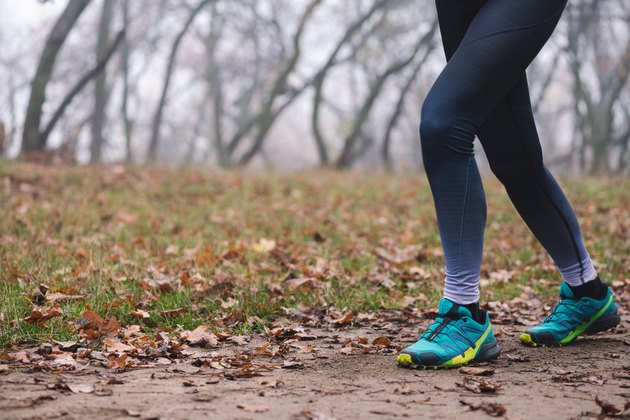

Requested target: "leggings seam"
[
  {"left": 460, "top": 3, "right": 566, "bottom": 48},
  {"left": 457, "top": 157, "right": 473, "bottom": 274},
  {"left": 506, "top": 96, "right": 586, "bottom": 283}
]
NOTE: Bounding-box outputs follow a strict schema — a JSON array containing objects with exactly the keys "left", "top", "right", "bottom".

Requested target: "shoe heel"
[
  {"left": 586, "top": 312, "right": 621, "bottom": 335},
  {"left": 476, "top": 340, "right": 501, "bottom": 362}
]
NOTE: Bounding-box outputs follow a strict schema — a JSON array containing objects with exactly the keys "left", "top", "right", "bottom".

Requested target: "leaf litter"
[{"left": 0, "top": 165, "right": 629, "bottom": 418}]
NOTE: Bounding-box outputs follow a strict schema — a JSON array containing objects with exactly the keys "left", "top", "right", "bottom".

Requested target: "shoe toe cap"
[
  {"left": 399, "top": 349, "right": 442, "bottom": 366},
  {"left": 524, "top": 327, "right": 560, "bottom": 345}
]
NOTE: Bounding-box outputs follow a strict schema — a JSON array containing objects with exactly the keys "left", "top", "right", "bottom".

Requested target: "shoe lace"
[
  {"left": 544, "top": 299, "right": 589, "bottom": 325},
  {"left": 421, "top": 316, "right": 464, "bottom": 342}
]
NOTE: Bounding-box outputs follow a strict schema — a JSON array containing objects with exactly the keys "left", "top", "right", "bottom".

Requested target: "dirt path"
[{"left": 2, "top": 317, "right": 629, "bottom": 420}]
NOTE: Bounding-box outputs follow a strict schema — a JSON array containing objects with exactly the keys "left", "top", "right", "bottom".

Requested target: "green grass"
[{"left": 0, "top": 162, "right": 628, "bottom": 348}]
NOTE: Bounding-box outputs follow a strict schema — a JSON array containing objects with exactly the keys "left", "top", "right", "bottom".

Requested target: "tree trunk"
[
  {"left": 237, "top": 0, "right": 322, "bottom": 166},
  {"left": 311, "top": 0, "right": 388, "bottom": 166},
  {"left": 39, "top": 31, "right": 125, "bottom": 148},
  {"left": 121, "top": 0, "right": 133, "bottom": 162},
  {"left": 22, "top": 0, "right": 91, "bottom": 153},
  {"left": 147, "top": 0, "right": 214, "bottom": 164},
  {"left": 381, "top": 34, "right": 436, "bottom": 171},
  {"left": 90, "top": 0, "right": 114, "bottom": 163},
  {"left": 336, "top": 21, "right": 437, "bottom": 169}
]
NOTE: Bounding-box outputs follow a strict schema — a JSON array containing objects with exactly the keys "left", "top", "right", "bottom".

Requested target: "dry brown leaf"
[
  {"left": 258, "top": 379, "right": 284, "bottom": 388},
  {"left": 180, "top": 326, "right": 219, "bottom": 347},
  {"left": 283, "top": 277, "right": 320, "bottom": 292},
  {"left": 45, "top": 292, "right": 85, "bottom": 304},
  {"left": 52, "top": 340, "right": 79, "bottom": 350},
  {"left": 115, "top": 211, "right": 138, "bottom": 224},
  {"left": 103, "top": 338, "right": 135, "bottom": 354},
  {"left": 160, "top": 308, "right": 189, "bottom": 317},
  {"left": 23, "top": 305, "right": 63, "bottom": 325},
  {"left": 459, "top": 366, "right": 495, "bottom": 376},
  {"left": 282, "top": 360, "right": 305, "bottom": 369},
  {"left": 332, "top": 311, "right": 353, "bottom": 326},
  {"left": 394, "top": 383, "right": 414, "bottom": 395},
  {"left": 130, "top": 309, "right": 151, "bottom": 319},
  {"left": 460, "top": 377, "right": 500, "bottom": 394},
  {"left": 108, "top": 354, "right": 130, "bottom": 369},
  {"left": 595, "top": 396, "right": 624, "bottom": 416},
  {"left": 372, "top": 336, "right": 392, "bottom": 347},
  {"left": 251, "top": 238, "right": 276, "bottom": 253},
  {"left": 460, "top": 400, "right": 506, "bottom": 417},
  {"left": 237, "top": 404, "right": 269, "bottom": 413},
  {"left": 253, "top": 342, "right": 272, "bottom": 355}
]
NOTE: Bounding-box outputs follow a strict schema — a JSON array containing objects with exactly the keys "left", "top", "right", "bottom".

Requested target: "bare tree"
[
  {"left": 336, "top": 20, "right": 438, "bottom": 169},
  {"left": 121, "top": 0, "right": 133, "bottom": 162},
  {"left": 236, "top": 0, "right": 323, "bottom": 166},
  {"left": 311, "top": 0, "right": 388, "bottom": 166},
  {"left": 38, "top": 31, "right": 125, "bottom": 149},
  {"left": 565, "top": 0, "right": 630, "bottom": 174},
  {"left": 381, "top": 47, "right": 434, "bottom": 171},
  {"left": 147, "top": 0, "right": 215, "bottom": 164},
  {"left": 22, "top": 0, "right": 91, "bottom": 153},
  {"left": 90, "top": 0, "right": 114, "bottom": 163}
]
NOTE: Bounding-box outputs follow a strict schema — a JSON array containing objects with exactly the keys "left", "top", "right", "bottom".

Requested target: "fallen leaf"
[
  {"left": 459, "top": 377, "right": 500, "bottom": 394},
  {"left": 237, "top": 404, "right": 269, "bottom": 413},
  {"left": 253, "top": 342, "right": 272, "bottom": 355},
  {"left": 45, "top": 292, "right": 85, "bottom": 304},
  {"left": 459, "top": 366, "right": 495, "bottom": 376},
  {"left": 394, "top": 383, "right": 414, "bottom": 395},
  {"left": 295, "top": 411, "right": 337, "bottom": 420},
  {"left": 68, "top": 383, "right": 95, "bottom": 394},
  {"left": 103, "top": 338, "right": 135, "bottom": 354},
  {"left": 108, "top": 354, "right": 130, "bottom": 370},
  {"left": 251, "top": 238, "right": 276, "bottom": 253},
  {"left": 258, "top": 379, "right": 284, "bottom": 388},
  {"left": 180, "top": 326, "right": 219, "bottom": 347},
  {"left": 282, "top": 360, "right": 305, "bottom": 369},
  {"left": 372, "top": 336, "right": 392, "bottom": 347},
  {"left": 595, "top": 396, "right": 623, "bottom": 416},
  {"left": 23, "top": 305, "right": 63, "bottom": 325},
  {"left": 53, "top": 340, "right": 79, "bottom": 350},
  {"left": 94, "top": 387, "right": 114, "bottom": 397},
  {"left": 130, "top": 309, "right": 151, "bottom": 319},
  {"left": 283, "top": 277, "right": 320, "bottom": 292},
  {"left": 161, "top": 308, "right": 189, "bottom": 317},
  {"left": 115, "top": 211, "right": 138, "bottom": 224},
  {"left": 332, "top": 311, "right": 353, "bottom": 326},
  {"left": 505, "top": 353, "right": 530, "bottom": 362},
  {"left": 460, "top": 400, "right": 506, "bottom": 417}
]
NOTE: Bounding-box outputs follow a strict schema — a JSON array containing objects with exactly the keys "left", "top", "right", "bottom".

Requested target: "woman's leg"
[
  {"left": 435, "top": 0, "right": 598, "bottom": 288},
  {"left": 477, "top": 77, "right": 597, "bottom": 286},
  {"left": 421, "top": 0, "right": 569, "bottom": 305}
]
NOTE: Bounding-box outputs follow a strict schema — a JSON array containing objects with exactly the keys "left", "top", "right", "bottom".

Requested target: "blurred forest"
[{"left": 0, "top": 0, "right": 629, "bottom": 174}]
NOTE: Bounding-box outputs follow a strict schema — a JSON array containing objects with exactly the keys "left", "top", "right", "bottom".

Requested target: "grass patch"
[{"left": 1, "top": 162, "right": 628, "bottom": 348}]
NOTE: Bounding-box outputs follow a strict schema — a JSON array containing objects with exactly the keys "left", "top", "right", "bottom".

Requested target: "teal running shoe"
[
  {"left": 397, "top": 299, "right": 501, "bottom": 369},
  {"left": 520, "top": 283, "right": 620, "bottom": 347}
]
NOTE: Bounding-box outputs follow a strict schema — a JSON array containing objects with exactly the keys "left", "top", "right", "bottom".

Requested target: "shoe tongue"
[
  {"left": 438, "top": 298, "right": 472, "bottom": 319},
  {"left": 560, "top": 283, "right": 576, "bottom": 300}
]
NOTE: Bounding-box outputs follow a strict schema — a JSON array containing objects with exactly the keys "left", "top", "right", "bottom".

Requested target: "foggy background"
[{"left": 0, "top": 0, "right": 628, "bottom": 174}]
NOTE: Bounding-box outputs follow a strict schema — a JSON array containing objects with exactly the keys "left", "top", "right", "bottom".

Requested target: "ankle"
[
  {"left": 568, "top": 276, "right": 608, "bottom": 300},
  {"left": 462, "top": 301, "right": 485, "bottom": 324}
]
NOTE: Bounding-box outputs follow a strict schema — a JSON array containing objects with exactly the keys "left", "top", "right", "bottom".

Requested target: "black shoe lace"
[
  {"left": 544, "top": 299, "right": 589, "bottom": 324},
  {"left": 422, "top": 316, "right": 460, "bottom": 342}
]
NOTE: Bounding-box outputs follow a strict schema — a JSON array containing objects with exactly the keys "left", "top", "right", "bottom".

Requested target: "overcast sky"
[{"left": 1, "top": 1, "right": 63, "bottom": 33}]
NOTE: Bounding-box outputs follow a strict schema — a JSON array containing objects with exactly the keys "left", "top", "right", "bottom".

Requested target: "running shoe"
[
  {"left": 397, "top": 298, "right": 501, "bottom": 369},
  {"left": 520, "top": 282, "right": 620, "bottom": 347}
]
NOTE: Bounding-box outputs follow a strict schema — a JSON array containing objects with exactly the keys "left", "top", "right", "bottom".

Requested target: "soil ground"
[{"left": 2, "top": 317, "right": 629, "bottom": 420}]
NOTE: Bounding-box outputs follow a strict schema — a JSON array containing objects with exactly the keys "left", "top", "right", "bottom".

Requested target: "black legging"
[{"left": 421, "top": 0, "right": 596, "bottom": 305}]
